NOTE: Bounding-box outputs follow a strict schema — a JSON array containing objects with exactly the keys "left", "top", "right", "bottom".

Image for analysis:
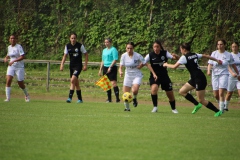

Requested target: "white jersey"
[
  {"left": 229, "top": 52, "right": 240, "bottom": 79},
  {"left": 208, "top": 50, "right": 234, "bottom": 75},
  {"left": 120, "top": 52, "right": 146, "bottom": 77},
  {"left": 7, "top": 44, "right": 25, "bottom": 68}
]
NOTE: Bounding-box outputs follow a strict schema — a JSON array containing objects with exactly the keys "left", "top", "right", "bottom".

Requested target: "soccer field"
[{"left": 0, "top": 98, "right": 240, "bottom": 160}]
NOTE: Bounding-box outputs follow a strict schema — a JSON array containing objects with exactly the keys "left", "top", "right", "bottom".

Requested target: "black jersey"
[
  {"left": 149, "top": 50, "right": 169, "bottom": 75},
  {"left": 66, "top": 42, "right": 83, "bottom": 67},
  {"left": 184, "top": 52, "right": 204, "bottom": 78}
]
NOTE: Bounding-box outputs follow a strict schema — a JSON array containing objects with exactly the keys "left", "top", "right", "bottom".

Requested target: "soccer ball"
[{"left": 122, "top": 92, "right": 133, "bottom": 103}]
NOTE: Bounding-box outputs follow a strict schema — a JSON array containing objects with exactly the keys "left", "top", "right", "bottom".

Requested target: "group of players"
[{"left": 3, "top": 33, "right": 240, "bottom": 117}]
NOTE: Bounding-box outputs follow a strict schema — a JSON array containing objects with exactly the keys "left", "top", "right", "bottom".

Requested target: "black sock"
[
  {"left": 77, "top": 90, "right": 82, "bottom": 101},
  {"left": 206, "top": 101, "right": 219, "bottom": 112},
  {"left": 151, "top": 94, "right": 158, "bottom": 106},
  {"left": 69, "top": 90, "right": 74, "bottom": 99},
  {"left": 113, "top": 86, "right": 120, "bottom": 101},
  {"left": 169, "top": 100, "right": 176, "bottom": 110},
  {"left": 107, "top": 89, "right": 112, "bottom": 102},
  {"left": 184, "top": 93, "right": 199, "bottom": 105}
]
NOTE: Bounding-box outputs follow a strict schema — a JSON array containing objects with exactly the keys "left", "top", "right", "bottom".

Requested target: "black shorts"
[
  {"left": 149, "top": 74, "right": 173, "bottom": 91},
  {"left": 103, "top": 66, "right": 117, "bottom": 81},
  {"left": 188, "top": 77, "right": 207, "bottom": 91},
  {"left": 70, "top": 65, "right": 82, "bottom": 78}
]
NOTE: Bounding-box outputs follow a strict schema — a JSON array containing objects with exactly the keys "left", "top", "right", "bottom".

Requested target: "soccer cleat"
[
  {"left": 192, "top": 103, "right": 202, "bottom": 114},
  {"left": 151, "top": 107, "right": 158, "bottom": 113},
  {"left": 66, "top": 98, "right": 72, "bottom": 103},
  {"left": 106, "top": 100, "right": 112, "bottom": 103},
  {"left": 224, "top": 108, "right": 229, "bottom": 112},
  {"left": 25, "top": 95, "right": 30, "bottom": 102},
  {"left": 4, "top": 99, "right": 10, "bottom": 102},
  {"left": 172, "top": 109, "right": 178, "bottom": 114},
  {"left": 133, "top": 98, "right": 138, "bottom": 107},
  {"left": 214, "top": 110, "right": 223, "bottom": 117},
  {"left": 124, "top": 108, "right": 130, "bottom": 111},
  {"left": 77, "top": 100, "right": 83, "bottom": 103}
]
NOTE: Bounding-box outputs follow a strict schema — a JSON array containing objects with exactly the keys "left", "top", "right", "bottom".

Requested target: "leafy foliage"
[{"left": 0, "top": 0, "right": 239, "bottom": 62}]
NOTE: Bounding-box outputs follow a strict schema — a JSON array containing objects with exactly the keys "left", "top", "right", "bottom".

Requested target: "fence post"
[{"left": 46, "top": 62, "right": 50, "bottom": 92}]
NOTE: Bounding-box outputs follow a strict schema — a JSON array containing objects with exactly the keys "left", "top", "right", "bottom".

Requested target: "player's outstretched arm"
[{"left": 163, "top": 62, "right": 180, "bottom": 69}]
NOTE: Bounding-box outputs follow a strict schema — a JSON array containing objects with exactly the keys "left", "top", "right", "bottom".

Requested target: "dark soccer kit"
[
  {"left": 66, "top": 42, "right": 83, "bottom": 78},
  {"left": 149, "top": 51, "right": 173, "bottom": 91}
]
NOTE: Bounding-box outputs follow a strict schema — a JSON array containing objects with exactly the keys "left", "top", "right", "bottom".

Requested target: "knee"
[{"left": 179, "top": 89, "right": 186, "bottom": 96}]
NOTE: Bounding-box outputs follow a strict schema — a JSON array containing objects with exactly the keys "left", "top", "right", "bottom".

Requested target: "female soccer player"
[
  {"left": 98, "top": 38, "right": 120, "bottom": 103},
  {"left": 163, "top": 42, "right": 223, "bottom": 117},
  {"left": 119, "top": 42, "right": 146, "bottom": 111},
  {"left": 207, "top": 39, "right": 237, "bottom": 112},
  {"left": 145, "top": 40, "right": 179, "bottom": 113},
  {"left": 224, "top": 42, "right": 240, "bottom": 110},
  {"left": 60, "top": 32, "right": 88, "bottom": 103},
  {"left": 4, "top": 34, "right": 30, "bottom": 102}
]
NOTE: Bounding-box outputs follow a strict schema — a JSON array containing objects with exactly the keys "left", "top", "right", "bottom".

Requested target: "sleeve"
[
  {"left": 112, "top": 47, "right": 119, "bottom": 60},
  {"left": 166, "top": 51, "right": 173, "bottom": 59},
  {"left": 197, "top": 53, "right": 202, "bottom": 59},
  {"left": 208, "top": 51, "right": 215, "bottom": 64},
  {"left": 18, "top": 45, "right": 25, "bottom": 56},
  {"left": 81, "top": 45, "right": 87, "bottom": 54},
  {"left": 229, "top": 54, "right": 235, "bottom": 65},
  {"left": 120, "top": 54, "right": 124, "bottom": 66},
  {"left": 64, "top": 45, "right": 68, "bottom": 54},
  {"left": 144, "top": 54, "right": 150, "bottom": 63},
  {"left": 140, "top": 54, "right": 146, "bottom": 64},
  {"left": 177, "top": 56, "right": 187, "bottom": 64}
]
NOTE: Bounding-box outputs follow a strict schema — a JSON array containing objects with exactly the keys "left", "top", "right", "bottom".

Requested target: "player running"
[
  {"left": 145, "top": 40, "right": 179, "bottom": 113},
  {"left": 163, "top": 42, "right": 223, "bottom": 117},
  {"left": 224, "top": 42, "right": 240, "bottom": 110},
  {"left": 207, "top": 39, "right": 237, "bottom": 112},
  {"left": 119, "top": 42, "right": 146, "bottom": 111}
]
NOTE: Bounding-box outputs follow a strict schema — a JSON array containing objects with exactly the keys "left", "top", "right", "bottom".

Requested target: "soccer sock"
[
  {"left": 5, "top": 87, "right": 11, "bottom": 99},
  {"left": 113, "top": 86, "right": 120, "bottom": 101},
  {"left": 76, "top": 90, "right": 82, "bottom": 101},
  {"left": 224, "top": 100, "right": 229, "bottom": 109},
  {"left": 205, "top": 101, "right": 219, "bottom": 112},
  {"left": 107, "top": 89, "right": 112, "bottom": 102},
  {"left": 169, "top": 100, "right": 176, "bottom": 110},
  {"left": 133, "top": 94, "right": 137, "bottom": 99},
  {"left": 124, "top": 102, "right": 130, "bottom": 109},
  {"left": 184, "top": 93, "right": 199, "bottom": 106},
  {"left": 69, "top": 90, "right": 74, "bottom": 99},
  {"left": 151, "top": 94, "right": 158, "bottom": 106},
  {"left": 219, "top": 101, "right": 224, "bottom": 111},
  {"left": 22, "top": 88, "right": 28, "bottom": 96}
]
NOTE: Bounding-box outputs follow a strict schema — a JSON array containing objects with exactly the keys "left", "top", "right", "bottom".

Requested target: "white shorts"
[
  {"left": 123, "top": 74, "right": 143, "bottom": 87},
  {"left": 211, "top": 74, "right": 228, "bottom": 90},
  {"left": 227, "top": 78, "right": 240, "bottom": 91},
  {"left": 6, "top": 66, "right": 25, "bottom": 81}
]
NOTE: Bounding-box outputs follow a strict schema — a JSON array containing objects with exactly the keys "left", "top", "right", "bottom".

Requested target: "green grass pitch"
[{"left": 0, "top": 98, "right": 240, "bottom": 160}]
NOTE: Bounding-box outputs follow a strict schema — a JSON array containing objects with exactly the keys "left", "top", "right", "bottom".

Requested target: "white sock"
[
  {"left": 124, "top": 102, "right": 130, "bottom": 109},
  {"left": 5, "top": 87, "right": 11, "bottom": 100},
  {"left": 224, "top": 101, "right": 229, "bottom": 109},
  {"left": 22, "top": 88, "right": 28, "bottom": 96},
  {"left": 219, "top": 101, "right": 224, "bottom": 111}
]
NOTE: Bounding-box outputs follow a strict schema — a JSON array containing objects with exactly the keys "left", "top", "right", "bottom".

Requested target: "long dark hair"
[{"left": 153, "top": 40, "right": 164, "bottom": 51}]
